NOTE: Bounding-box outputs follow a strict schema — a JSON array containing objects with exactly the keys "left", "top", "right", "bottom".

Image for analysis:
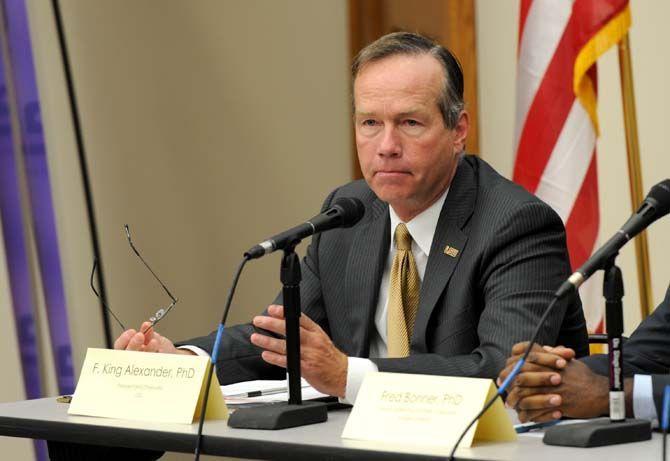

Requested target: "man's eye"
[
  {"left": 404, "top": 119, "right": 419, "bottom": 127},
  {"left": 362, "top": 119, "right": 377, "bottom": 126}
]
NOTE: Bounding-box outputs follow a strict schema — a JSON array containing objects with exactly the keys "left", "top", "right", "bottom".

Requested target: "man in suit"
[
  {"left": 114, "top": 32, "right": 588, "bottom": 402},
  {"left": 499, "top": 286, "right": 670, "bottom": 424}
]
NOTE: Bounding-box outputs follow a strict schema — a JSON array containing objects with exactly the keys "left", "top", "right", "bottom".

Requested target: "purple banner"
[
  {"left": 0, "top": 28, "right": 44, "bottom": 461},
  {"left": 4, "top": 0, "right": 74, "bottom": 394},
  {"left": 0, "top": 31, "right": 42, "bottom": 401}
]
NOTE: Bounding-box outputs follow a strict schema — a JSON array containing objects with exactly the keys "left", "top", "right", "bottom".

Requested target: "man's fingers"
[
  {"left": 505, "top": 355, "right": 524, "bottom": 368},
  {"left": 137, "top": 322, "right": 154, "bottom": 346},
  {"left": 511, "top": 342, "right": 530, "bottom": 355},
  {"left": 542, "top": 345, "right": 576, "bottom": 360},
  {"left": 266, "top": 305, "right": 319, "bottom": 333},
  {"left": 145, "top": 338, "right": 160, "bottom": 352},
  {"left": 525, "top": 351, "right": 567, "bottom": 369},
  {"left": 298, "top": 312, "right": 319, "bottom": 332},
  {"left": 266, "top": 305, "right": 285, "bottom": 319},
  {"left": 514, "top": 371, "right": 561, "bottom": 387},
  {"left": 253, "top": 315, "right": 286, "bottom": 336},
  {"left": 250, "top": 333, "right": 287, "bottom": 355},
  {"left": 505, "top": 388, "right": 522, "bottom": 409},
  {"left": 157, "top": 336, "right": 176, "bottom": 354},
  {"left": 506, "top": 383, "right": 559, "bottom": 409},
  {"left": 512, "top": 386, "right": 563, "bottom": 405},
  {"left": 147, "top": 334, "right": 171, "bottom": 353},
  {"left": 517, "top": 393, "right": 562, "bottom": 411},
  {"left": 508, "top": 349, "right": 566, "bottom": 371},
  {"left": 139, "top": 321, "right": 156, "bottom": 338},
  {"left": 261, "top": 351, "right": 287, "bottom": 368},
  {"left": 518, "top": 408, "right": 562, "bottom": 423},
  {"left": 511, "top": 341, "right": 544, "bottom": 356},
  {"left": 518, "top": 361, "right": 563, "bottom": 374},
  {"left": 114, "top": 329, "right": 137, "bottom": 350},
  {"left": 498, "top": 360, "right": 524, "bottom": 383},
  {"left": 126, "top": 332, "right": 145, "bottom": 351},
  {"left": 498, "top": 365, "right": 515, "bottom": 384}
]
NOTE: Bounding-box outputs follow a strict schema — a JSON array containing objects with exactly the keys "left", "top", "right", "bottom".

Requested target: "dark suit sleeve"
[
  {"left": 176, "top": 190, "right": 338, "bottom": 385},
  {"left": 583, "top": 286, "right": 670, "bottom": 375},
  {"left": 372, "top": 200, "right": 584, "bottom": 378},
  {"left": 651, "top": 375, "right": 670, "bottom": 418},
  {"left": 582, "top": 287, "right": 670, "bottom": 417},
  {"left": 618, "top": 286, "right": 670, "bottom": 375},
  {"left": 626, "top": 288, "right": 670, "bottom": 416}
]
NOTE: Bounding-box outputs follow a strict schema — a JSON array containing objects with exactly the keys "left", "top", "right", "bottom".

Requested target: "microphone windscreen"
[
  {"left": 333, "top": 197, "right": 365, "bottom": 227},
  {"left": 648, "top": 179, "right": 670, "bottom": 216}
]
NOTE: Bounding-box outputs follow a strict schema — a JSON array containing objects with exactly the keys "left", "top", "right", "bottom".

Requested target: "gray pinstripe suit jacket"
[{"left": 181, "top": 155, "right": 589, "bottom": 385}]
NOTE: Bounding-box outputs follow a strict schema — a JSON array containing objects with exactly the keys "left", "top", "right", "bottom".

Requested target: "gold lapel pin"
[{"left": 443, "top": 245, "right": 459, "bottom": 257}]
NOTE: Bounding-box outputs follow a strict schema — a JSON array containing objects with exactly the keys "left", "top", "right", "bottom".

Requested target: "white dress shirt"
[
  {"left": 343, "top": 188, "right": 448, "bottom": 404},
  {"left": 182, "top": 188, "right": 449, "bottom": 404},
  {"left": 633, "top": 374, "right": 659, "bottom": 426}
]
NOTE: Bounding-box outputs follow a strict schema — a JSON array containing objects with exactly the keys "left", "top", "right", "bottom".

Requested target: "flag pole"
[{"left": 617, "top": 34, "right": 653, "bottom": 319}]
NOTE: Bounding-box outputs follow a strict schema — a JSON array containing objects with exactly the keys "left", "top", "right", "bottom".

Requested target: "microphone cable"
[
  {"left": 194, "top": 255, "right": 250, "bottom": 461},
  {"left": 448, "top": 295, "right": 560, "bottom": 461},
  {"left": 662, "top": 385, "right": 670, "bottom": 461}
]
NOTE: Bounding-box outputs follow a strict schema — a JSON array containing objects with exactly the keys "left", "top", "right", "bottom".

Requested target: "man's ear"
[{"left": 453, "top": 111, "right": 469, "bottom": 152}]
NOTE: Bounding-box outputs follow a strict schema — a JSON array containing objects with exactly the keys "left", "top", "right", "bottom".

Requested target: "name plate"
[
  {"left": 342, "top": 372, "right": 515, "bottom": 448},
  {"left": 68, "top": 348, "right": 228, "bottom": 424}
]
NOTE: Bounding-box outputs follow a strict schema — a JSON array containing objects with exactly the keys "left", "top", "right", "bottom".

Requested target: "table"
[{"left": 0, "top": 397, "right": 661, "bottom": 460}]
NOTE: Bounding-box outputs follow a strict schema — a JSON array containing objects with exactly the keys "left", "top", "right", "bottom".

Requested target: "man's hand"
[
  {"left": 498, "top": 342, "right": 609, "bottom": 423},
  {"left": 498, "top": 342, "right": 573, "bottom": 386},
  {"left": 250, "top": 305, "right": 348, "bottom": 398},
  {"left": 114, "top": 321, "right": 194, "bottom": 356}
]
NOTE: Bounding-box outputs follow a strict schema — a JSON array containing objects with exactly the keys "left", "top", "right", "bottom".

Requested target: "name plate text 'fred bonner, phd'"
[{"left": 342, "top": 372, "right": 516, "bottom": 448}]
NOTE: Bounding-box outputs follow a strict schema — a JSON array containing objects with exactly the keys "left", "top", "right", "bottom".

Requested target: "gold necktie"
[{"left": 387, "top": 223, "right": 421, "bottom": 358}]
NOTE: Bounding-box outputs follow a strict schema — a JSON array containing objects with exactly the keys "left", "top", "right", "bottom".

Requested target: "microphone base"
[
  {"left": 543, "top": 417, "right": 651, "bottom": 447},
  {"left": 227, "top": 401, "right": 328, "bottom": 430}
]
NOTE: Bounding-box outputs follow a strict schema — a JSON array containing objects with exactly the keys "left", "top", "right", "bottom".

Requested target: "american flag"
[{"left": 513, "top": 0, "right": 631, "bottom": 331}]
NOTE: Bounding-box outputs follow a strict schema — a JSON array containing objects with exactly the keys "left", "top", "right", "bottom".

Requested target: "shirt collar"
[{"left": 389, "top": 187, "right": 449, "bottom": 257}]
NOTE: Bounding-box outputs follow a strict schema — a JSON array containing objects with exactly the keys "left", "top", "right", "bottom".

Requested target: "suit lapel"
[
  {"left": 412, "top": 158, "right": 477, "bottom": 353},
  {"left": 344, "top": 198, "right": 389, "bottom": 356}
]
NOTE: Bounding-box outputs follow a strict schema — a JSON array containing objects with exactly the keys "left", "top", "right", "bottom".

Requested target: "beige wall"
[
  {"left": 30, "top": 0, "right": 351, "bottom": 364},
  {"left": 477, "top": 0, "right": 670, "bottom": 334}
]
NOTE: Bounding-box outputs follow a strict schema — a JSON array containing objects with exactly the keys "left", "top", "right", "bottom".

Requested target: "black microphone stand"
[
  {"left": 544, "top": 255, "right": 651, "bottom": 447},
  {"left": 228, "top": 240, "right": 328, "bottom": 429}
]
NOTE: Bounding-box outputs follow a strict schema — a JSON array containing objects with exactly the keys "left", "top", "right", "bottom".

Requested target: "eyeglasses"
[{"left": 90, "top": 224, "right": 178, "bottom": 335}]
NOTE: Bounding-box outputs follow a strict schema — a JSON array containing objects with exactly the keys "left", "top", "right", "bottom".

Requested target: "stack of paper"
[{"left": 221, "top": 378, "right": 329, "bottom": 404}]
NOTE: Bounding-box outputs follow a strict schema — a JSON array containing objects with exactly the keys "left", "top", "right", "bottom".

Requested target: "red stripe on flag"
[
  {"left": 564, "top": 154, "right": 600, "bottom": 270},
  {"left": 572, "top": 0, "right": 629, "bottom": 39},
  {"left": 513, "top": 17, "right": 580, "bottom": 193},
  {"left": 518, "top": 0, "right": 533, "bottom": 46}
]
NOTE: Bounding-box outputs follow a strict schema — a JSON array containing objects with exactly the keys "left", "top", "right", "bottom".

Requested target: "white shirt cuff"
[
  {"left": 633, "top": 374, "right": 658, "bottom": 428},
  {"left": 339, "top": 357, "right": 378, "bottom": 405},
  {"left": 178, "top": 345, "right": 210, "bottom": 358}
]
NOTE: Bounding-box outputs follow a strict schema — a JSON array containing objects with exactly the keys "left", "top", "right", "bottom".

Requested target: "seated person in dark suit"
[
  {"left": 499, "top": 284, "right": 670, "bottom": 424},
  {"left": 114, "top": 31, "right": 589, "bottom": 403}
]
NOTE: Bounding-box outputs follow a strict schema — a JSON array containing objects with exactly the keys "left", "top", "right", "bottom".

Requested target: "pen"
[
  {"left": 514, "top": 420, "right": 560, "bottom": 433},
  {"left": 226, "top": 384, "right": 308, "bottom": 398}
]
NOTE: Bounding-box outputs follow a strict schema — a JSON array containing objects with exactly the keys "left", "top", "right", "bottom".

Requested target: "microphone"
[
  {"left": 244, "top": 197, "right": 365, "bottom": 259},
  {"left": 556, "top": 179, "right": 670, "bottom": 298},
  {"left": 447, "top": 179, "right": 670, "bottom": 454}
]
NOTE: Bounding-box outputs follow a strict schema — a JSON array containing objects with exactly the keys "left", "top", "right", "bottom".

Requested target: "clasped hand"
[{"left": 497, "top": 341, "right": 609, "bottom": 423}]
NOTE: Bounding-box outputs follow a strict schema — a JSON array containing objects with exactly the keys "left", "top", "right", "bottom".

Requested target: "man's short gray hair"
[{"left": 351, "top": 31, "right": 465, "bottom": 129}]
